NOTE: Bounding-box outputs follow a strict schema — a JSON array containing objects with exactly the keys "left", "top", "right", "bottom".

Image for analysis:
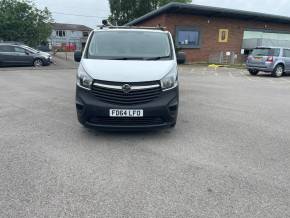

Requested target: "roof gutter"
[
  {"left": 126, "top": 2, "right": 290, "bottom": 26},
  {"left": 126, "top": 2, "right": 179, "bottom": 26}
]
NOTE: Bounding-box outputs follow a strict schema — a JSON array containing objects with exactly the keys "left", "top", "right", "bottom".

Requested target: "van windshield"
[
  {"left": 86, "top": 31, "right": 172, "bottom": 60},
  {"left": 251, "top": 48, "right": 280, "bottom": 57}
]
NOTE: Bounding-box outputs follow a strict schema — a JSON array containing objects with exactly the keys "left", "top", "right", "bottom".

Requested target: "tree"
[
  {"left": 0, "top": 0, "right": 53, "bottom": 47},
  {"left": 108, "top": 0, "right": 191, "bottom": 26}
]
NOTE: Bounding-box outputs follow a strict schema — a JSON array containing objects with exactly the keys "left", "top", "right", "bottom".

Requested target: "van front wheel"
[{"left": 170, "top": 122, "right": 176, "bottom": 128}]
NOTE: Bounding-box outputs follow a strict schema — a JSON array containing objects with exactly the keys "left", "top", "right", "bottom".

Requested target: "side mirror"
[
  {"left": 74, "top": 51, "right": 82, "bottom": 62},
  {"left": 25, "top": 50, "right": 30, "bottom": 55},
  {"left": 177, "top": 51, "right": 186, "bottom": 64}
]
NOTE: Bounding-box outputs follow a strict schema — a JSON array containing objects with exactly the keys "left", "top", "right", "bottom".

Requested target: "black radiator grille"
[{"left": 91, "top": 80, "right": 162, "bottom": 105}]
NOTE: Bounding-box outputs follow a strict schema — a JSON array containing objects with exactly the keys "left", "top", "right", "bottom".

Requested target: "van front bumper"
[{"left": 75, "top": 86, "right": 179, "bottom": 129}]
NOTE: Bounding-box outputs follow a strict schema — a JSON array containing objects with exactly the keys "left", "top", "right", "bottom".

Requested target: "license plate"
[{"left": 109, "top": 109, "right": 143, "bottom": 117}]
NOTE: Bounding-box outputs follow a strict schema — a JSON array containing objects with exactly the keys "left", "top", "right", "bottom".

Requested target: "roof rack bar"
[{"left": 97, "top": 25, "right": 166, "bottom": 31}]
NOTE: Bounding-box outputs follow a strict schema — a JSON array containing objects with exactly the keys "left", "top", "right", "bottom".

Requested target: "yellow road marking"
[{"left": 246, "top": 76, "right": 253, "bottom": 81}]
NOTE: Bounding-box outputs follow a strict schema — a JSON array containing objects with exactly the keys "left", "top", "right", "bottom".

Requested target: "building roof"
[
  {"left": 127, "top": 2, "right": 290, "bottom": 26},
  {"left": 51, "top": 23, "right": 92, "bottom": 31}
]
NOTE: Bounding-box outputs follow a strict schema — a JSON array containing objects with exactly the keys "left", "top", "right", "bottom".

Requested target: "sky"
[{"left": 34, "top": 0, "right": 290, "bottom": 28}]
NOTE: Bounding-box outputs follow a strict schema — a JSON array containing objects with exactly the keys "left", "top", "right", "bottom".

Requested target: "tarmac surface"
[{"left": 1, "top": 61, "right": 290, "bottom": 217}]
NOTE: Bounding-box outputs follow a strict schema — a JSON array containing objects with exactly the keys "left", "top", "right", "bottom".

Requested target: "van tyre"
[
  {"left": 272, "top": 65, "right": 284, "bottom": 77},
  {"left": 248, "top": 69, "right": 259, "bottom": 76},
  {"left": 33, "top": 59, "right": 43, "bottom": 67},
  {"left": 170, "top": 122, "right": 176, "bottom": 128},
  {"left": 77, "top": 113, "right": 89, "bottom": 128}
]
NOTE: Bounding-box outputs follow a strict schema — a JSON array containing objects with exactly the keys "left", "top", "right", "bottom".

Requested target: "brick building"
[{"left": 127, "top": 3, "right": 290, "bottom": 64}]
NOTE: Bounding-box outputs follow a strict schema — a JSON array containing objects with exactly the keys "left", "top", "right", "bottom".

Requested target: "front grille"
[
  {"left": 91, "top": 80, "right": 162, "bottom": 105},
  {"left": 89, "top": 117, "right": 164, "bottom": 126}
]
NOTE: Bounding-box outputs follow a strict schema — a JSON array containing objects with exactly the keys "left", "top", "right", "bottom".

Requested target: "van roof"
[{"left": 94, "top": 26, "right": 168, "bottom": 33}]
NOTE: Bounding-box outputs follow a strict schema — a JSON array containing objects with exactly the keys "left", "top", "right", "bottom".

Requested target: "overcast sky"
[{"left": 34, "top": 0, "right": 289, "bottom": 28}]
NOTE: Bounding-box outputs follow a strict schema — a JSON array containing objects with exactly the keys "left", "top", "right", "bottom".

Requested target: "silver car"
[{"left": 246, "top": 47, "right": 290, "bottom": 77}]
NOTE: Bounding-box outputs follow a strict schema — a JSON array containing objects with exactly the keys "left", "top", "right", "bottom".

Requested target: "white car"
[{"left": 74, "top": 25, "right": 179, "bottom": 130}]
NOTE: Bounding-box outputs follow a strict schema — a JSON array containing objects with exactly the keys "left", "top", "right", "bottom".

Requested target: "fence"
[
  {"left": 49, "top": 38, "right": 84, "bottom": 52},
  {"left": 209, "top": 51, "right": 243, "bottom": 65}
]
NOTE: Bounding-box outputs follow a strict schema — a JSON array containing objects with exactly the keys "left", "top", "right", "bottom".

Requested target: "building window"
[
  {"left": 243, "top": 30, "right": 290, "bottom": 49},
  {"left": 176, "top": 27, "right": 200, "bottom": 48},
  {"left": 83, "top": 32, "right": 89, "bottom": 37},
  {"left": 219, "top": 29, "right": 229, "bottom": 43},
  {"left": 56, "top": 30, "right": 66, "bottom": 37}
]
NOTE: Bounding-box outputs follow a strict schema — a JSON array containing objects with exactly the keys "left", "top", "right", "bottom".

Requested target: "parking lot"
[{"left": 1, "top": 63, "right": 290, "bottom": 217}]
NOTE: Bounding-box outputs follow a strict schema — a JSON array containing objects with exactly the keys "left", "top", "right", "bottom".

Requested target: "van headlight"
[
  {"left": 77, "top": 64, "right": 93, "bottom": 90},
  {"left": 160, "top": 68, "right": 178, "bottom": 91}
]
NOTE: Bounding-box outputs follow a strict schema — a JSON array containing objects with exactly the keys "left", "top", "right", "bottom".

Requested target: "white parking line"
[
  {"left": 254, "top": 77, "right": 264, "bottom": 81},
  {"left": 243, "top": 71, "right": 249, "bottom": 76},
  {"left": 239, "top": 71, "right": 245, "bottom": 76},
  {"left": 282, "top": 78, "right": 290, "bottom": 83},
  {"left": 228, "top": 72, "right": 234, "bottom": 78},
  {"left": 238, "top": 71, "right": 252, "bottom": 81},
  {"left": 268, "top": 79, "right": 276, "bottom": 83}
]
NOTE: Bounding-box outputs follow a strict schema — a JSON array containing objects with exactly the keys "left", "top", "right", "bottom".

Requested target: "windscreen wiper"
[
  {"left": 145, "top": 55, "right": 170, "bottom": 60},
  {"left": 108, "top": 57, "right": 146, "bottom": 60}
]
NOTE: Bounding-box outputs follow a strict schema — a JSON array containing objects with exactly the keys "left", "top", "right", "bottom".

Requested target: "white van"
[{"left": 74, "top": 25, "right": 179, "bottom": 129}]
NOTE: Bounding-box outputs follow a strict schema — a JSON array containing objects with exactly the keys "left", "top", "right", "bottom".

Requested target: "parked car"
[
  {"left": 74, "top": 25, "right": 181, "bottom": 130},
  {"left": 246, "top": 47, "right": 290, "bottom": 77},
  {"left": 0, "top": 43, "right": 52, "bottom": 67}
]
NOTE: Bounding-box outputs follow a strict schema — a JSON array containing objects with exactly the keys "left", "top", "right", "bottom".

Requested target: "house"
[
  {"left": 49, "top": 23, "right": 93, "bottom": 51},
  {"left": 127, "top": 3, "right": 290, "bottom": 64}
]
